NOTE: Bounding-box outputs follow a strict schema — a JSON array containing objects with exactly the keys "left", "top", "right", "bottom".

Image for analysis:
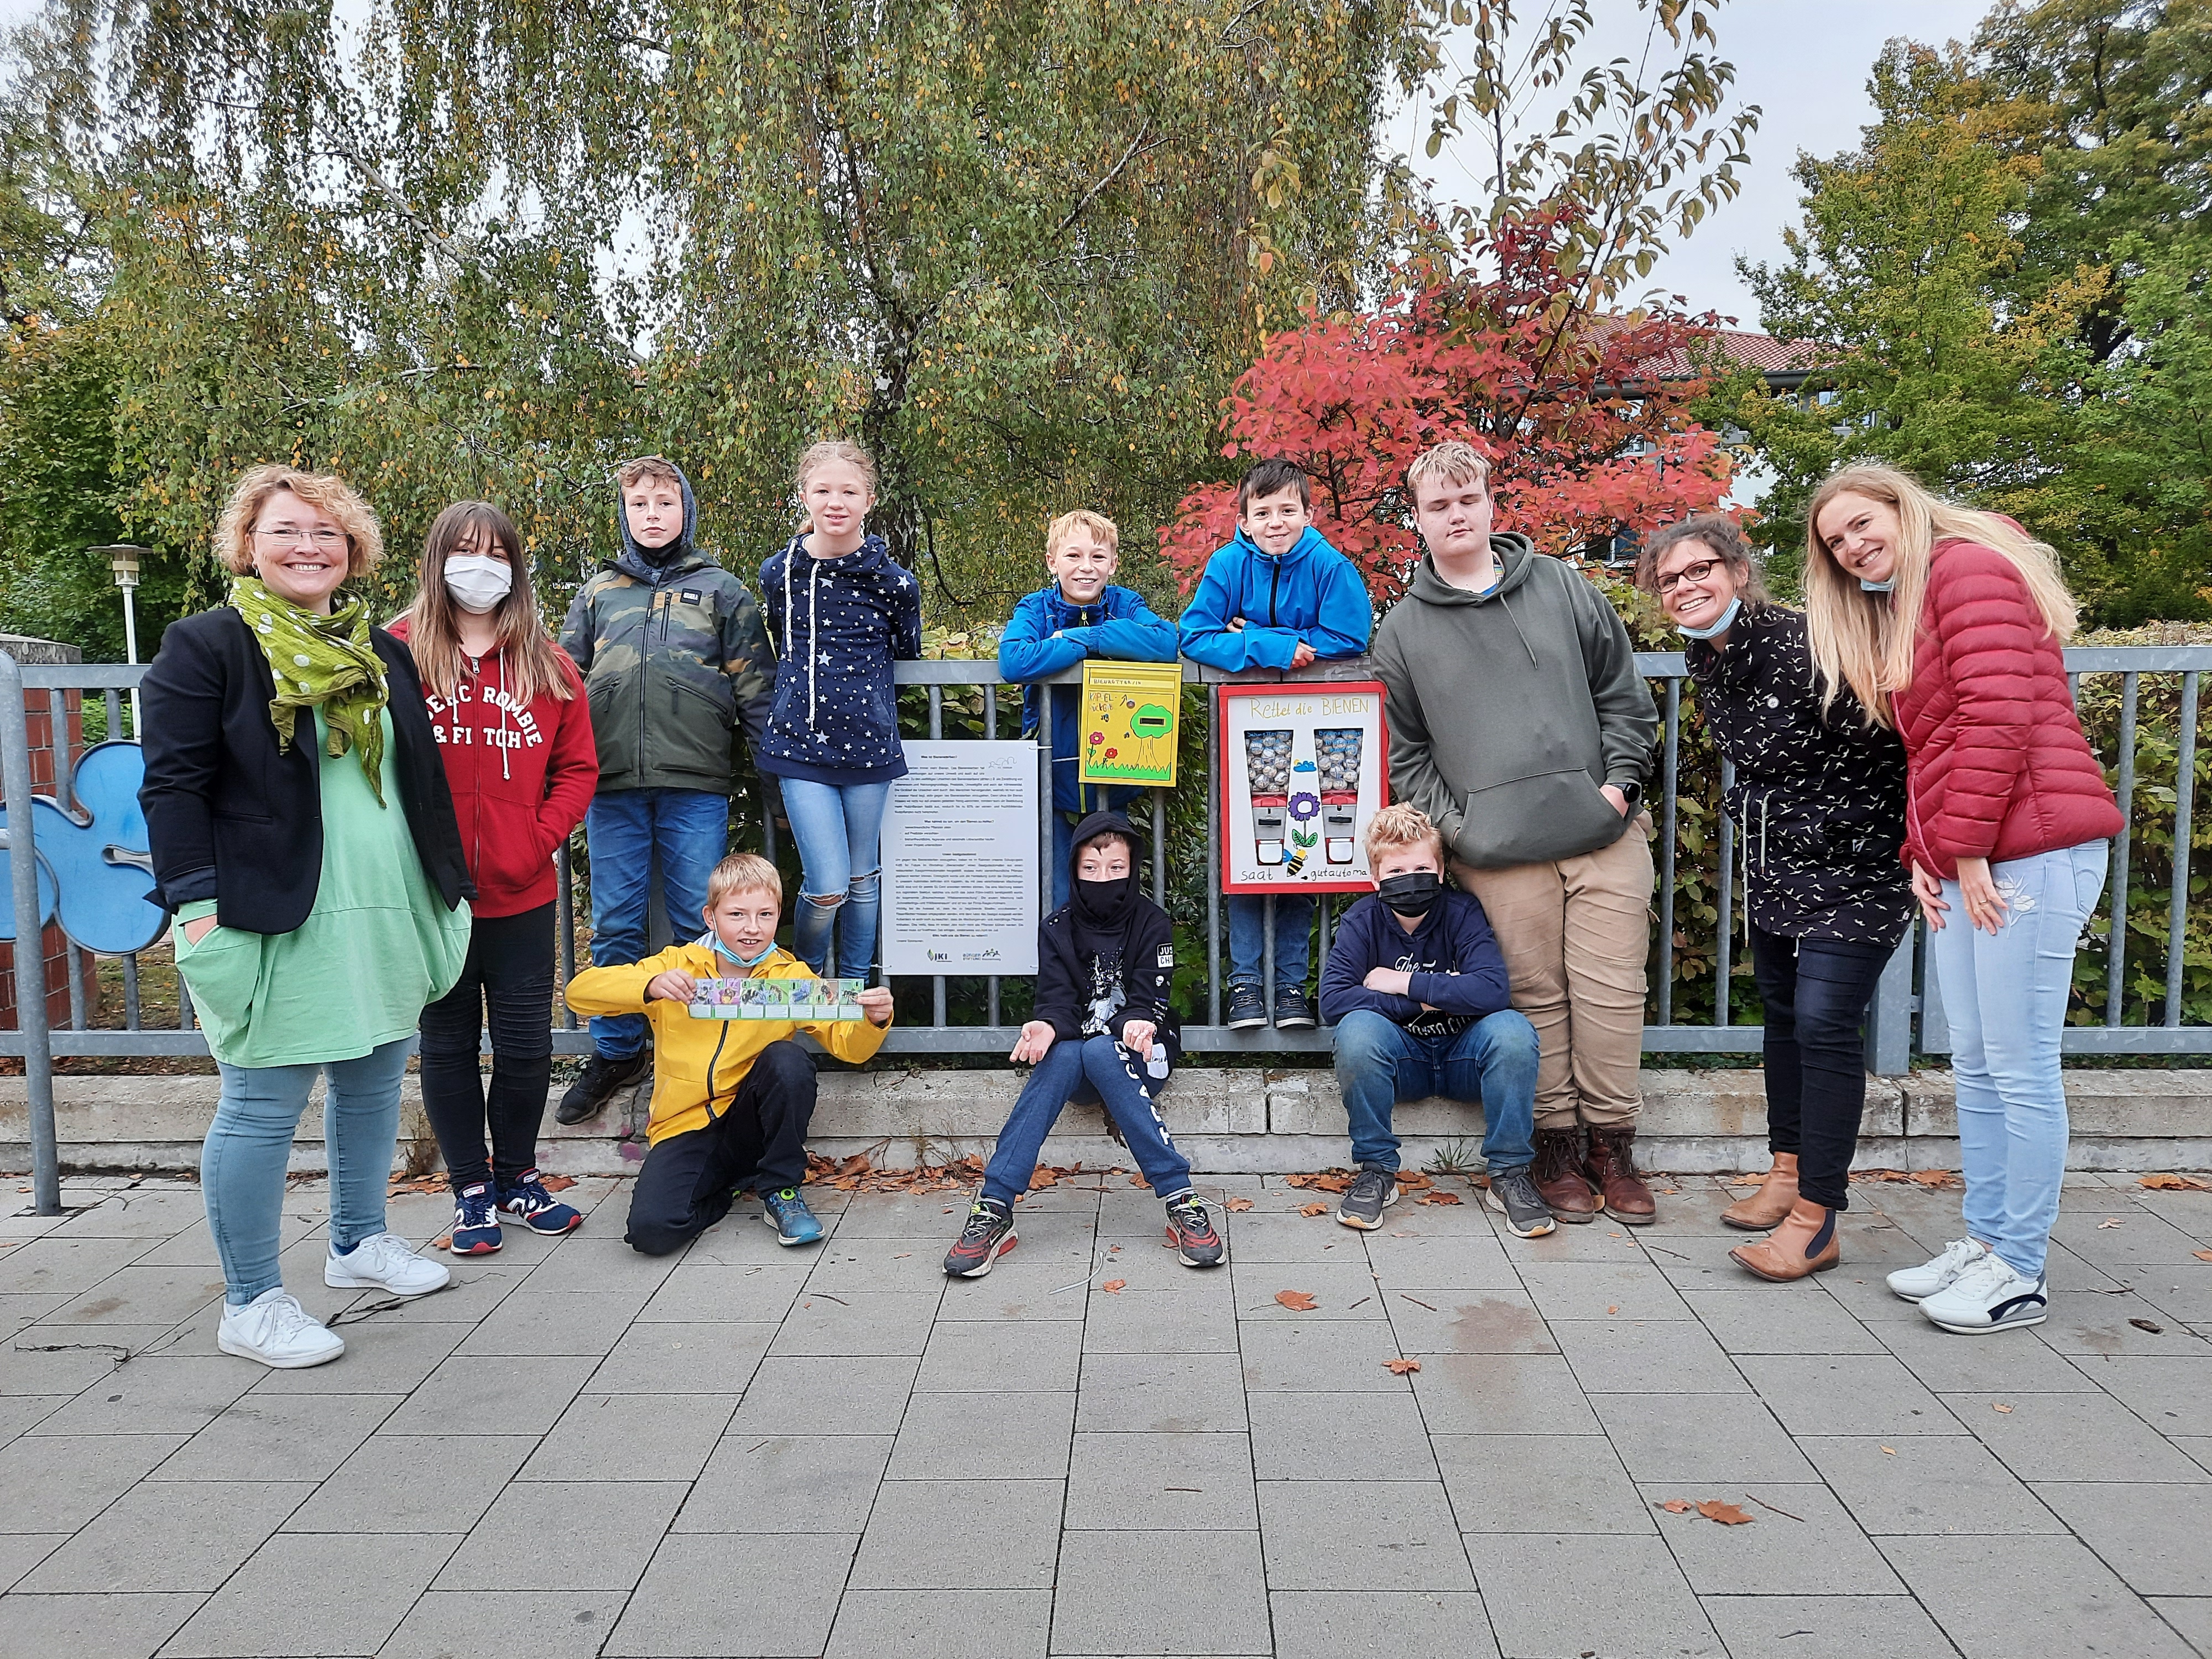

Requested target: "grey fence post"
[
  {"left": 0, "top": 651, "right": 61, "bottom": 1214},
  {"left": 1863, "top": 928, "right": 1917, "bottom": 1077}
]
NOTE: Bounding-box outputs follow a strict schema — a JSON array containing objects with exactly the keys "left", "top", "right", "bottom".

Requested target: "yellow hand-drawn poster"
[{"left": 1077, "top": 660, "right": 1182, "bottom": 787}]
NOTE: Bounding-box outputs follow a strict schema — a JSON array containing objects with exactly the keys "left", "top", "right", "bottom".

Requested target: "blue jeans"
[
  {"left": 781, "top": 777, "right": 892, "bottom": 979},
  {"left": 202, "top": 1036, "right": 413, "bottom": 1305},
  {"left": 1227, "top": 893, "right": 1313, "bottom": 992},
  {"left": 1332, "top": 1008, "right": 1540, "bottom": 1174},
  {"left": 982, "top": 1034, "right": 1191, "bottom": 1204},
  {"left": 1929, "top": 840, "right": 2108, "bottom": 1280},
  {"left": 586, "top": 787, "right": 730, "bottom": 1059}
]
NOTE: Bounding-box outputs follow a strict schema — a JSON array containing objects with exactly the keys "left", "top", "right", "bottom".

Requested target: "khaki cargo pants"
[{"left": 1452, "top": 814, "right": 1654, "bottom": 1133}]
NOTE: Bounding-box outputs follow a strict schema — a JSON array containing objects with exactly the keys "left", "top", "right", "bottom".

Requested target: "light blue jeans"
[
  {"left": 781, "top": 777, "right": 893, "bottom": 979},
  {"left": 202, "top": 1036, "right": 414, "bottom": 1305},
  {"left": 1929, "top": 839, "right": 2109, "bottom": 1280}
]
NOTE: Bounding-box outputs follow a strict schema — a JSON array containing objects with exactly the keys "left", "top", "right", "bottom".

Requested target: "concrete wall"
[{"left": 4, "top": 1066, "right": 2208, "bottom": 1176}]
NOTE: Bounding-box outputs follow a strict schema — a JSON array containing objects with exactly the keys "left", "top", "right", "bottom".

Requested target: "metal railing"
[{"left": 4, "top": 645, "right": 2205, "bottom": 1214}]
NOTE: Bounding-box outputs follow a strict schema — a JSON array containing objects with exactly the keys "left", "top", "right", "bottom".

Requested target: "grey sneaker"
[
  {"left": 1272, "top": 986, "right": 1316, "bottom": 1029},
  {"left": 1484, "top": 1168, "right": 1556, "bottom": 1238},
  {"left": 1335, "top": 1164, "right": 1397, "bottom": 1230},
  {"left": 1225, "top": 984, "right": 1269, "bottom": 1030}
]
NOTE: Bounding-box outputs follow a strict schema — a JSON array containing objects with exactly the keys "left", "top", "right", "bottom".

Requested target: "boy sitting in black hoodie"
[
  {"left": 1320, "top": 805, "right": 1555, "bottom": 1239},
  {"left": 944, "top": 811, "right": 1224, "bottom": 1276}
]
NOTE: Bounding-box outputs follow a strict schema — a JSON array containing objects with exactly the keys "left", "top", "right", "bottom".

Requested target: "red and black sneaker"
[
  {"left": 1162, "top": 1192, "right": 1225, "bottom": 1269},
  {"left": 943, "top": 1198, "right": 1019, "bottom": 1278}
]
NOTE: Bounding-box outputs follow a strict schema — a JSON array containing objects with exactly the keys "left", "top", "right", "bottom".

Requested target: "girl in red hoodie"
[
  {"left": 1804, "top": 465, "right": 2121, "bottom": 1338},
  {"left": 393, "top": 503, "right": 598, "bottom": 1254}
]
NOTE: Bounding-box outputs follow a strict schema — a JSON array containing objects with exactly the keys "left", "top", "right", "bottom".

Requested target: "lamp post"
[{"left": 92, "top": 544, "right": 146, "bottom": 738}]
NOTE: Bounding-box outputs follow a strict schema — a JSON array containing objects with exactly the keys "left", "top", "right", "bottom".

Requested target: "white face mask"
[{"left": 444, "top": 552, "right": 513, "bottom": 615}]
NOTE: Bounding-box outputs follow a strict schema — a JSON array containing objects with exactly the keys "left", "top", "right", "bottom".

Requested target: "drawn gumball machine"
[
  {"left": 1284, "top": 757, "right": 1321, "bottom": 875},
  {"left": 1316, "top": 726, "right": 1363, "bottom": 864},
  {"left": 1241, "top": 729, "right": 1292, "bottom": 864}
]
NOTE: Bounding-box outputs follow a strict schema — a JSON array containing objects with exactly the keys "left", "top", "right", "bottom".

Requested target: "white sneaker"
[
  {"left": 1919, "top": 1253, "right": 2048, "bottom": 1335},
  {"left": 325, "top": 1232, "right": 452, "bottom": 1297},
  {"left": 217, "top": 1287, "right": 345, "bottom": 1369},
  {"left": 1886, "top": 1237, "right": 1990, "bottom": 1303}
]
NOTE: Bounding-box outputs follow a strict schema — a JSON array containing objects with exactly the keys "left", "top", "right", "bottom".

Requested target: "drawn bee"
[{"left": 1284, "top": 825, "right": 1319, "bottom": 876}]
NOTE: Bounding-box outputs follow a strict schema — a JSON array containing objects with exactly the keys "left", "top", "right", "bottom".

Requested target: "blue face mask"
[
  {"left": 1677, "top": 596, "right": 1741, "bottom": 640},
  {"left": 1859, "top": 576, "right": 1895, "bottom": 593},
  {"left": 707, "top": 932, "right": 778, "bottom": 970}
]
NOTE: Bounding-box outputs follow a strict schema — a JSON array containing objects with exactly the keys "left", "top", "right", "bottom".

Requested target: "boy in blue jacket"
[
  {"left": 998, "top": 509, "right": 1178, "bottom": 907},
  {"left": 1319, "top": 804, "right": 1554, "bottom": 1239},
  {"left": 1178, "top": 457, "right": 1372, "bottom": 1028}
]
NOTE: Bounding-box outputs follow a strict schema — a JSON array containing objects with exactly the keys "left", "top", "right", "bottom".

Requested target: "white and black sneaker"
[
  {"left": 1335, "top": 1164, "right": 1397, "bottom": 1231},
  {"left": 1918, "top": 1255, "right": 2048, "bottom": 1335},
  {"left": 1483, "top": 1168, "right": 1556, "bottom": 1238},
  {"left": 1886, "top": 1237, "right": 1991, "bottom": 1303}
]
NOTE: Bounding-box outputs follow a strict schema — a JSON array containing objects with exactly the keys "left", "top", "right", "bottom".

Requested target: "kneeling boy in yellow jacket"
[{"left": 565, "top": 851, "right": 893, "bottom": 1254}]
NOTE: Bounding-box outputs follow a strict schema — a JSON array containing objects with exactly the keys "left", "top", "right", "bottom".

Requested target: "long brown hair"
[
  {"left": 398, "top": 502, "right": 577, "bottom": 707},
  {"left": 1803, "top": 464, "right": 2077, "bottom": 727}
]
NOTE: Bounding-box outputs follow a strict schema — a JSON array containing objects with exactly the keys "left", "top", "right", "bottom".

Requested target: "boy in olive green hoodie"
[{"left": 557, "top": 456, "right": 777, "bottom": 1123}]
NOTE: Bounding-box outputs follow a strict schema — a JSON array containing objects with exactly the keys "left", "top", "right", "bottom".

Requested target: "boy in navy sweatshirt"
[
  {"left": 998, "top": 509, "right": 1178, "bottom": 907},
  {"left": 1178, "top": 457, "right": 1373, "bottom": 1030},
  {"left": 1319, "top": 805, "right": 1554, "bottom": 1238}
]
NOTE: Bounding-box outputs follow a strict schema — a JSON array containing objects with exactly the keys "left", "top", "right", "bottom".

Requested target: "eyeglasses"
[
  {"left": 1655, "top": 558, "right": 1723, "bottom": 596},
  {"left": 255, "top": 526, "right": 347, "bottom": 550}
]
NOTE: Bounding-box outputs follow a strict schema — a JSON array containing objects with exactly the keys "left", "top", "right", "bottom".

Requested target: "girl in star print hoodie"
[{"left": 755, "top": 439, "right": 923, "bottom": 978}]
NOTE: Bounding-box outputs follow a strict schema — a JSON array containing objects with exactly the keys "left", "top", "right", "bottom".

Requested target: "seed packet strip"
[{"left": 688, "top": 977, "right": 869, "bottom": 1019}]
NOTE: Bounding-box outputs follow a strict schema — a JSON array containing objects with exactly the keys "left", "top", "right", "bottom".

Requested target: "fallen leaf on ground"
[
  {"left": 2194, "top": 1250, "right": 2212, "bottom": 1263},
  {"left": 430, "top": 1233, "right": 452, "bottom": 1250},
  {"left": 1395, "top": 1171, "right": 1434, "bottom": 1190},
  {"left": 1029, "top": 1166, "right": 1059, "bottom": 1189},
  {"left": 1416, "top": 1192, "right": 1463, "bottom": 1207},
  {"left": 1994, "top": 1403, "right": 2014, "bottom": 1413},
  {"left": 1657, "top": 1499, "right": 1694, "bottom": 1514},
  {"left": 1130, "top": 1173, "right": 1148, "bottom": 1186},
  {"left": 841, "top": 1152, "right": 872, "bottom": 1177},
  {"left": 2097, "top": 1218, "right": 2126, "bottom": 1229},
  {"left": 1384, "top": 1358, "right": 1421, "bottom": 1375},
  {"left": 1606, "top": 1306, "right": 1620, "bottom": 1315},
  {"left": 1851, "top": 1168, "right": 1964, "bottom": 1190},
  {"left": 1880, "top": 1446, "right": 1897, "bottom": 1456},
  {"left": 1298, "top": 1202, "right": 1329, "bottom": 1217},
  {"left": 1285, "top": 1170, "right": 1355, "bottom": 1193},
  {"left": 1275, "top": 1290, "right": 1318, "bottom": 1311},
  {"left": 1697, "top": 1500, "right": 1754, "bottom": 1526},
  {"left": 2128, "top": 1317, "right": 2165, "bottom": 1334},
  {"left": 1225, "top": 1197, "right": 1255, "bottom": 1212},
  {"left": 1099, "top": 1279, "right": 1125, "bottom": 1294},
  {"left": 2141, "top": 1173, "right": 2212, "bottom": 1191}
]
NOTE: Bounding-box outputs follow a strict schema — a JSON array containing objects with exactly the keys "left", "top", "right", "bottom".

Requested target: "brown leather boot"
[
  {"left": 1721, "top": 1152, "right": 1800, "bottom": 1231},
  {"left": 1730, "top": 1196, "right": 1841, "bottom": 1281},
  {"left": 1582, "top": 1125, "right": 1656, "bottom": 1225},
  {"left": 1531, "top": 1128, "right": 1598, "bottom": 1224}
]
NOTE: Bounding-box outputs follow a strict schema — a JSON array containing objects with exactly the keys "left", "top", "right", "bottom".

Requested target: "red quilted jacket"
[{"left": 1892, "top": 539, "right": 2122, "bottom": 879}]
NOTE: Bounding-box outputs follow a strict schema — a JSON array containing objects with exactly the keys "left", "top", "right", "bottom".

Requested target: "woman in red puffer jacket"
[{"left": 1802, "top": 465, "right": 2121, "bottom": 1340}]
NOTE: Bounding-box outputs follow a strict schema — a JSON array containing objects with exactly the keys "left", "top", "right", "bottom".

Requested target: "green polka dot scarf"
[{"left": 229, "top": 575, "right": 390, "bottom": 806}]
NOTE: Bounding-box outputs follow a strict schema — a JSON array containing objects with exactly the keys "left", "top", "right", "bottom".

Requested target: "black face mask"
[
  {"left": 1071, "top": 872, "right": 1138, "bottom": 959},
  {"left": 1376, "top": 870, "right": 1443, "bottom": 917}
]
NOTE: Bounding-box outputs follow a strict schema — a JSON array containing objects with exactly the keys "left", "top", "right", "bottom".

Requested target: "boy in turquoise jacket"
[{"left": 1177, "top": 457, "right": 1373, "bottom": 1030}]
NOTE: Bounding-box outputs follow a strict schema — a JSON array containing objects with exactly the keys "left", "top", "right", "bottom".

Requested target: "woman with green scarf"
[{"left": 140, "top": 464, "right": 478, "bottom": 1370}]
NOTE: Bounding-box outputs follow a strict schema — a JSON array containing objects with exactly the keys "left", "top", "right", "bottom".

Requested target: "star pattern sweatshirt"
[{"left": 755, "top": 532, "right": 924, "bottom": 784}]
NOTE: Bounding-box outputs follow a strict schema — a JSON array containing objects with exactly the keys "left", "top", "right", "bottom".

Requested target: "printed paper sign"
[
  {"left": 882, "top": 741, "right": 1042, "bottom": 975},
  {"left": 1216, "top": 681, "right": 1390, "bottom": 894},
  {"left": 1077, "top": 660, "right": 1183, "bottom": 787}
]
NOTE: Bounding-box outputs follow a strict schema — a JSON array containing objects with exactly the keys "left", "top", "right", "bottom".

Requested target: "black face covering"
[
  {"left": 1071, "top": 873, "right": 1138, "bottom": 960},
  {"left": 1376, "top": 870, "right": 1443, "bottom": 917}
]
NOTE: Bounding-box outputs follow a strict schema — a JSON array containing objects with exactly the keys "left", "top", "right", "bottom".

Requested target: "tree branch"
[{"left": 1053, "top": 120, "right": 1159, "bottom": 237}]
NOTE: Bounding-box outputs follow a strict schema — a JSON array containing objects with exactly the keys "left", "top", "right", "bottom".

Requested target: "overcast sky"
[{"left": 1382, "top": 0, "right": 1995, "bottom": 330}]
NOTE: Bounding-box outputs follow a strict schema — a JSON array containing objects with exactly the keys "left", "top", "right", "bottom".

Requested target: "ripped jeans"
[{"left": 780, "top": 777, "right": 892, "bottom": 980}]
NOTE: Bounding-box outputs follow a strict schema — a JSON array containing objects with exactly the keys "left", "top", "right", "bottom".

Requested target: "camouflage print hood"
[{"left": 612, "top": 457, "right": 701, "bottom": 583}]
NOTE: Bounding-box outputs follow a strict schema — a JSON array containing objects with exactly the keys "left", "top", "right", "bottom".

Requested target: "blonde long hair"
[
  {"left": 398, "top": 502, "right": 577, "bottom": 708},
  {"left": 1803, "top": 464, "right": 2078, "bottom": 726}
]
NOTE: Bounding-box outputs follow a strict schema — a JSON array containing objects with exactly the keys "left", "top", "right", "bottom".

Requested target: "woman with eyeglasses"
[
  {"left": 1635, "top": 515, "right": 1914, "bottom": 1282},
  {"left": 140, "top": 465, "right": 476, "bottom": 1369}
]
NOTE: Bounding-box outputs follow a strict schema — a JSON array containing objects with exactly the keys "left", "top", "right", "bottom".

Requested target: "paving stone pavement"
[{"left": 2, "top": 1166, "right": 2209, "bottom": 1658}]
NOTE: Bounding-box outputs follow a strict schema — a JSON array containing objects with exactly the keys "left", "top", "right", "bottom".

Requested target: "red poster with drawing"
[{"left": 1216, "top": 681, "right": 1390, "bottom": 895}]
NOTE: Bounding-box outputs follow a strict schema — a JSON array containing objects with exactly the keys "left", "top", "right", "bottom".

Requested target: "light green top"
[{"left": 174, "top": 708, "right": 471, "bottom": 1069}]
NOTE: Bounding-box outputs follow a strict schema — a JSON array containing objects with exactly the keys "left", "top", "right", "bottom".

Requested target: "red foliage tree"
[{"left": 1160, "top": 209, "right": 1740, "bottom": 604}]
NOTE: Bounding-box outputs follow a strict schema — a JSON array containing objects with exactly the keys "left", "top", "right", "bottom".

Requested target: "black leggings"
[
  {"left": 1750, "top": 925, "right": 1896, "bottom": 1211},
  {"left": 419, "top": 902, "right": 557, "bottom": 1192}
]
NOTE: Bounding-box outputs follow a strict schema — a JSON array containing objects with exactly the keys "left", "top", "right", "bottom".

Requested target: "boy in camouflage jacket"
[{"left": 556, "top": 455, "right": 776, "bottom": 1123}]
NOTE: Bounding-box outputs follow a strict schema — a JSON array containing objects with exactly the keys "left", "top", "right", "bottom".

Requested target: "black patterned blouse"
[{"left": 1685, "top": 603, "right": 1915, "bottom": 947}]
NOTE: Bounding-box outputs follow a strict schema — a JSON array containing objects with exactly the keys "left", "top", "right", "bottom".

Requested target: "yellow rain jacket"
[{"left": 564, "top": 943, "right": 890, "bottom": 1145}]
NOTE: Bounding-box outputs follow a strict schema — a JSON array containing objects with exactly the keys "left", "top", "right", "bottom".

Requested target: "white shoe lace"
[
  {"left": 1939, "top": 1251, "right": 2007, "bottom": 1299},
  {"left": 1931, "top": 1237, "right": 1986, "bottom": 1276},
  {"left": 342, "top": 1232, "right": 422, "bottom": 1276},
  {"left": 237, "top": 1290, "right": 319, "bottom": 1344}
]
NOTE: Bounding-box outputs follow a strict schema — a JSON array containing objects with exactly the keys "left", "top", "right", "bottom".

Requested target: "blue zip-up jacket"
[
  {"left": 1319, "top": 889, "right": 1512, "bottom": 1039},
  {"left": 755, "top": 532, "right": 923, "bottom": 784},
  {"left": 998, "top": 583, "right": 1178, "bottom": 817},
  {"left": 1176, "top": 524, "right": 1373, "bottom": 671}
]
